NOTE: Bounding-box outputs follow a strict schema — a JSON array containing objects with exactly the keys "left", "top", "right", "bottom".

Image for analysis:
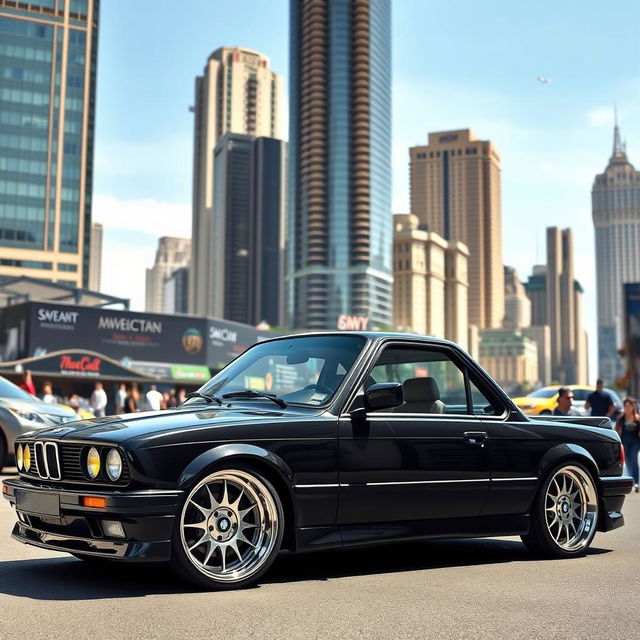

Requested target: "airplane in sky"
[{"left": 536, "top": 76, "right": 552, "bottom": 84}]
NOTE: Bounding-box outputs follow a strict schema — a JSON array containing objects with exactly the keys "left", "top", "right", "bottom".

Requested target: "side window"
[
  {"left": 367, "top": 345, "right": 469, "bottom": 414},
  {"left": 573, "top": 389, "right": 589, "bottom": 402},
  {"left": 469, "top": 380, "right": 502, "bottom": 416}
]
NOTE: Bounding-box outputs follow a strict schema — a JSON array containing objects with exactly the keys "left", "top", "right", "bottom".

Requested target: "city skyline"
[{"left": 87, "top": 0, "right": 640, "bottom": 376}]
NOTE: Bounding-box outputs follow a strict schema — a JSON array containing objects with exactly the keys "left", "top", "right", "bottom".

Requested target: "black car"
[{"left": 2, "top": 333, "right": 633, "bottom": 590}]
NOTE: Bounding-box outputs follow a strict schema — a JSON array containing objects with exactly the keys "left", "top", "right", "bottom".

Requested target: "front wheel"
[
  {"left": 171, "top": 467, "right": 283, "bottom": 590},
  {"left": 522, "top": 462, "right": 599, "bottom": 558}
]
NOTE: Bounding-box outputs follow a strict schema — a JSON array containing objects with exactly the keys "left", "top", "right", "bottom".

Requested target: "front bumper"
[
  {"left": 2, "top": 477, "right": 183, "bottom": 561},
  {"left": 597, "top": 475, "right": 634, "bottom": 532}
]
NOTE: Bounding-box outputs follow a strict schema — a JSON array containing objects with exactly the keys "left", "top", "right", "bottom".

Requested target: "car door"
[{"left": 337, "top": 341, "right": 491, "bottom": 527}]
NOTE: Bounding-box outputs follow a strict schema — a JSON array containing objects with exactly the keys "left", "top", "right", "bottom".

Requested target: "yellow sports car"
[{"left": 512, "top": 385, "right": 594, "bottom": 415}]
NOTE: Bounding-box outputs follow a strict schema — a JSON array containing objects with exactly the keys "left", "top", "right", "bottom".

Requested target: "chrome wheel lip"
[
  {"left": 179, "top": 470, "right": 279, "bottom": 584},
  {"left": 544, "top": 465, "right": 598, "bottom": 553}
]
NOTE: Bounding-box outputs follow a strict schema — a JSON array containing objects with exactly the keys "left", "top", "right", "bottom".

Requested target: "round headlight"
[
  {"left": 87, "top": 447, "right": 101, "bottom": 479},
  {"left": 105, "top": 448, "right": 122, "bottom": 481},
  {"left": 23, "top": 444, "right": 31, "bottom": 472},
  {"left": 16, "top": 444, "right": 23, "bottom": 471}
]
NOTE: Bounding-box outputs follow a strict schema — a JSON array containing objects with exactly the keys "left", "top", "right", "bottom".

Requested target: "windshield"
[
  {"left": 0, "top": 376, "right": 32, "bottom": 400},
  {"left": 194, "top": 335, "right": 367, "bottom": 407},
  {"left": 529, "top": 388, "right": 558, "bottom": 399}
]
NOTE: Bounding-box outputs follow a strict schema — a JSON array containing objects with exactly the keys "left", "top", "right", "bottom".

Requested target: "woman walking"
[{"left": 615, "top": 397, "right": 640, "bottom": 493}]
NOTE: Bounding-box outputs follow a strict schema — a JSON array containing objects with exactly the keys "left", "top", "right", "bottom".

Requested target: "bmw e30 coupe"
[{"left": 2, "top": 332, "right": 633, "bottom": 589}]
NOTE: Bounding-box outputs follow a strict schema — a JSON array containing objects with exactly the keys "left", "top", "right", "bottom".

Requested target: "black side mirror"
[{"left": 364, "top": 383, "right": 404, "bottom": 412}]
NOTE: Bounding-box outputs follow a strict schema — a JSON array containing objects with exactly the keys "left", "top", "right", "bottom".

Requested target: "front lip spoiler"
[{"left": 10, "top": 522, "right": 171, "bottom": 561}]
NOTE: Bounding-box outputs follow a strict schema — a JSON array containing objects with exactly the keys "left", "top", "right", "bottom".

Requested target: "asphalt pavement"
[{"left": 1, "top": 467, "right": 638, "bottom": 640}]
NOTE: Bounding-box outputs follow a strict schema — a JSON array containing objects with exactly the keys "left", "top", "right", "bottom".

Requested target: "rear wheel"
[
  {"left": 522, "top": 462, "right": 599, "bottom": 558},
  {"left": 171, "top": 467, "right": 283, "bottom": 590},
  {"left": 539, "top": 409, "right": 552, "bottom": 415}
]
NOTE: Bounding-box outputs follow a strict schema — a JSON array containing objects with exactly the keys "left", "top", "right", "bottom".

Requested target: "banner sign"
[
  {"left": 0, "top": 349, "right": 153, "bottom": 380},
  {"left": 27, "top": 302, "right": 208, "bottom": 365}
]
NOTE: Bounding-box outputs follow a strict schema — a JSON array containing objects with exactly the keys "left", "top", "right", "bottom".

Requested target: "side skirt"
[{"left": 295, "top": 514, "right": 531, "bottom": 552}]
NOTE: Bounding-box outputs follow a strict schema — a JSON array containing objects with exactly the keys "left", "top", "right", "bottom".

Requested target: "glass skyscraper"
[
  {"left": 0, "top": 0, "right": 99, "bottom": 288},
  {"left": 288, "top": 0, "right": 392, "bottom": 330}
]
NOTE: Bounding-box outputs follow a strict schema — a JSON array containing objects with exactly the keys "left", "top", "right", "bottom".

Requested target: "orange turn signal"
[
  {"left": 82, "top": 496, "right": 106, "bottom": 508},
  {"left": 2, "top": 485, "right": 8, "bottom": 495}
]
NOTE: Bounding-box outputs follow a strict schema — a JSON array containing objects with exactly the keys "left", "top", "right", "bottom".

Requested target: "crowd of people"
[{"left": 15, "top": 371, "right": 189, "bottom": 417}]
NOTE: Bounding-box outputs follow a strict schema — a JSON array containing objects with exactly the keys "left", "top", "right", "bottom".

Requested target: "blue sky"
[{"left": 93, "top": 0, "right": 640, "bottom": 377}]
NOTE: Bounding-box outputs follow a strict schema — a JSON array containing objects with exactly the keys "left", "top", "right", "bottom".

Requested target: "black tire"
[
  {"left": 171, "top": 465, "right": 284, "bottom": 590},
  {"left": 539, "top": 409, "right": 552, "bottom": 415},
  {"left": 522, "top": 461, "right": 599, "bottom": 558}
]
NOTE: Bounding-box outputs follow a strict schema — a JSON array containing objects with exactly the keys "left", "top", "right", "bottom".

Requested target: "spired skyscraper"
[
  {"left": 592, "top": 120, "right": 640, "bottom": 383},
  {"left": 288, "top": 0, "right": 393, "bottom": 330},
  {"left": 0, "top": 0, "right": 99, "bottom": 288}
]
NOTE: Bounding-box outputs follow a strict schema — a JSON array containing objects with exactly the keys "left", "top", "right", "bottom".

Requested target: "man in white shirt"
[
  {"left": 146, "top": 385, "right": 163, "bottom": 411},
  {"left": 89, "top": 382, "right": 108, "bottom": 417},
  {"left": 41, "top": 381, "right": 56, "bottom": 404}
]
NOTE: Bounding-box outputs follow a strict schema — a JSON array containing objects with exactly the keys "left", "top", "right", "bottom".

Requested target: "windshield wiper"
[
  {"left": 184, "top": 391, "right": 222, "bottom": 405},
  {"left": 222, "top": 390, "right": 287, "bottom": 409}
]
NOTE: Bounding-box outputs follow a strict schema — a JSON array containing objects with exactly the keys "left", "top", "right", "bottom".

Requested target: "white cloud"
[
  {"left": 93, "top": 194, "right": 191, "bottom": 238},
  {"left": 587, "top": 106, "right": 614, "bottom": 127}
]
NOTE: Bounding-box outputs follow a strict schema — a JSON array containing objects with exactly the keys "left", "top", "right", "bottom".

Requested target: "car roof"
[{"left": 261, "top": 330, "right": 461, "bottom": 348}]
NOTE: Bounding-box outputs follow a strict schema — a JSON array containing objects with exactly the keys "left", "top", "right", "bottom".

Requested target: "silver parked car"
[{"left": 0, "top": 376, "right": 80, "bottom": 471}]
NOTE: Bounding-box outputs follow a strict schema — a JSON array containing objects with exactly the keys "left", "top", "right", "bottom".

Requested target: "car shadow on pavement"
[{"left": 0, "top": 538, "right": 612, "bottom": 601}]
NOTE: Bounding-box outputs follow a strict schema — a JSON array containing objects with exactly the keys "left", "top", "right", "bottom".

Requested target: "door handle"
[{"left": 463, "top": 431, "right": 488, "bottom": 446}]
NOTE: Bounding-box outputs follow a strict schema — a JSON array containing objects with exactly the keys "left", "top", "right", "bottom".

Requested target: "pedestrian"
[
  {"left": 176, "top": 388, "right": 186, "bottom": 406},
  {"left": 585, "top": 378, "right": 615, "bottom": 421},
  {"left": 167, "top": 389, "right": 178, "bottom": 408},
  {"left": 553, "top": 387, "right": 580, "bottom": 416},
  {"left": 615, "top": 397, "right": 640, "bottom": 493},
  {"left": 126, "top": 384, "right": 140, "bottom": 413},
  {"left": 41, "top": 381, "right": 56, "bottom": 404},
  {"left": 18, "top": 370, "right": 36, "bottom": 396},
  {"left": 161, "top": 391, "right": 170, "bottom": 410},
  {"left": 146, "top": 384, "right": 163, "bottom": 411},
  {"left": 115, "top": 383, "right": 127, "bottom": 414},
  {"left": 89, "top": 381, "right": 108, "bottom": 417}
]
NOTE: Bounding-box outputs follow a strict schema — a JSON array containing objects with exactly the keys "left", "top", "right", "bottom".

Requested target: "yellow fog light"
[
  {"left": 23, "top": 445, "right": 31, "bottom": 472},
  {"left": 87, "top": 447, "right": 101, "bottom": 479},
  {"left": 16, "top": 444, "right": 23, "bottom": 471},
  {"left": 105, "top": 449, "right": 122, "bottom": 481}
]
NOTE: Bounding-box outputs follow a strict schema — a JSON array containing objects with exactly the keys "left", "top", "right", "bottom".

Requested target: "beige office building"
[
  {"left": 393, "top": 214, "right": 469, "bottom": 349},
  {"left": 189, "top": 47, "right": 283, "bottom": 316},
  {"left": 88, "top": 222, "right": 102, "bottom": 291},
  {"left": 145, "top": 237, "right": 191, "bottom": 313},
  {"left": 410, "top": 129, "right": 504, "bottom": 329},
  {"left": 0, "top": 1, "right": 99, "bottom": 288},
  {"left": 503, "top": 266, "right": 531, "bottom": 330},
  {"left": 479, "top": 329, "right": 539, "bottom": 392}
]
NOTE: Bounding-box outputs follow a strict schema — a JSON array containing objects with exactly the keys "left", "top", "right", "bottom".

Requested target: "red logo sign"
[{"left": 60, "top": 355, "right": 102, "bottom": 374}]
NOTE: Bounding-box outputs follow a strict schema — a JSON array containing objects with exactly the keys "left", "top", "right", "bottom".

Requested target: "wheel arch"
[
  {"left": 177, "top": 443, "right": 297, "bottom": 550},
  {"left": 537, "top": 443, "right": 600, "bottom": 487}
]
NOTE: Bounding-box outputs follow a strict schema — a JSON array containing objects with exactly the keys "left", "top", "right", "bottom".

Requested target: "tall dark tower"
[
  {"left": 0, "top": 0, "right": 99, "bottom": 288},
  {"left": 288, "top": 0, "right": 392, "bottom": 330}
]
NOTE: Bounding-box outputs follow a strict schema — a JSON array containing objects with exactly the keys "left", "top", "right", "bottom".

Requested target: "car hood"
[
  {"left": 512, "top": 397, "right": 549, "bottom": 406},
  {"left": 22, "top": 404, "right": 323, "bottom": 444},
  {"left": 0, "top": 397, "right": 77, "bottom": 420}
]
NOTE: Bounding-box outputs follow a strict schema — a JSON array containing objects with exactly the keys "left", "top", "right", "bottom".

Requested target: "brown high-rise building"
[
  {"left": 189, "top": 47, "right": 283, "bottom": 316},
  {"left": 287, "top": 0, "right": 392, "bottom": 330},
  {"left": 410, "top": 129, "right": 504, "bottom": 329},
  {"left": 525, "top": 228, "right": 587, "bottom": 384}
]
